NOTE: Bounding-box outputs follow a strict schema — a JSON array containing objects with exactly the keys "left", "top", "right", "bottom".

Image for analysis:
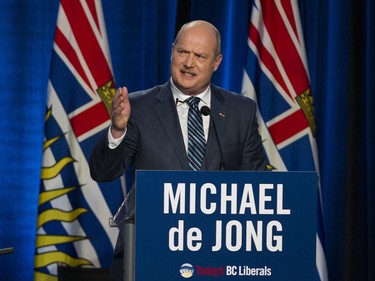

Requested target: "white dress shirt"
[
  {"left": 108, "top": 78, "right": 211, "bottom": 151},
  {"left": 171, "top": 78, "right": 211, "bottom": 152}
]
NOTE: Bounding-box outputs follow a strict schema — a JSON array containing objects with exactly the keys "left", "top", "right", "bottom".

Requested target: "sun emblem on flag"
[{"left": 34, "top": 107, "right": 92, "bottom": 281}]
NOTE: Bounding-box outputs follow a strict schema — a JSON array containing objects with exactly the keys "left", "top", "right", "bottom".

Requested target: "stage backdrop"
[{"left": 0, "top": 0, "right": 374, "bottom": 281}]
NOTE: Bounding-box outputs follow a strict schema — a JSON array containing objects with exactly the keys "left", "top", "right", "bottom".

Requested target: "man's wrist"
[
  {"left": 108, "top": 125, "right": 127, "bottom": 149},
  {"left": 110, "top": 124, "right": 126, "bottom": 139}
]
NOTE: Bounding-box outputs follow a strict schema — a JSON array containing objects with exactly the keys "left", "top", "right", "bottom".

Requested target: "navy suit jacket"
[
  {"left": 90, "top": 81, "right": 267, "bottom": 182},
  {"left": 89, "top": 81, "right": 267, "bottom": 281}
]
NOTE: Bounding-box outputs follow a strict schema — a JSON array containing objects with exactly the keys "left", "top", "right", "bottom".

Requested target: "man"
[{"left": 89, "top": 20, "right": 267, "bottom": 280}]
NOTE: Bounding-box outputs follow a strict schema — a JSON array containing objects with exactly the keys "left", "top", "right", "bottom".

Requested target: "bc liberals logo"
[{"left": 180, "top": 263, "right": 194, "bottom": 278}]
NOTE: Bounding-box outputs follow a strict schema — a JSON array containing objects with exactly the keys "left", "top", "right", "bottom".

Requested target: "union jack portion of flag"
[
  {"left": 242, "top": 1, "right": 328, "bottom": 280},
  {"left": 34, "top": 1, "right": 123, "bottom": 280}
]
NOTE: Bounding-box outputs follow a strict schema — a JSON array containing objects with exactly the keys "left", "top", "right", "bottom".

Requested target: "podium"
[{"left": 117, "top": 170, "right": 318, "bottom": 281}]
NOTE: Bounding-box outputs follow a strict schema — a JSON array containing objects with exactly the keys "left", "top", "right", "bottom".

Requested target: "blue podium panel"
[{"left": 135, "top": 171, "right": 317, "bottom": 281}]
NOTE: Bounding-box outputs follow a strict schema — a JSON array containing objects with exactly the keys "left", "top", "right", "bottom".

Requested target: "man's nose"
[{"left": 184, "top": 54, "right": 195, "bottom": 68}]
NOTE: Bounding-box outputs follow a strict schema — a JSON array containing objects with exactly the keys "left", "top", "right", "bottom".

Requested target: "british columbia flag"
[
  {"left": 242, "top": 1, "right": 328, "bottom": 280},
  {"left": 34, "top": 1, "right": 123, "bottom": 280}
]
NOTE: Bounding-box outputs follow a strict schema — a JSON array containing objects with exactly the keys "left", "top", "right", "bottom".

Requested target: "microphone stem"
[{"left": 210, "top": 114, "right": 225, "bottom": 171}]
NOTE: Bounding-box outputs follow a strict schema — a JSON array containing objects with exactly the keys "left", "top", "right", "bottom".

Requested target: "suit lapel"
[
  {"left": 152, "top": 83, "right": 227, "bottom": 170},
  {"left": 153, "top": 83, "right": 189, "bottom": 169},
  {"left": 203, "top": 85, "right": 227, "bottom": 169}
]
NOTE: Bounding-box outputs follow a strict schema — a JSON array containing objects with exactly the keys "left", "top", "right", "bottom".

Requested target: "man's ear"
[{"left": 213, "top": 54, "right": 223, "bottom": 71}]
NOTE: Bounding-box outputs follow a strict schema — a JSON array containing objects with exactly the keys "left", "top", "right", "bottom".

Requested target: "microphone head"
[{"left": 200, "top": 106, "right": 211, "bottom": 116}]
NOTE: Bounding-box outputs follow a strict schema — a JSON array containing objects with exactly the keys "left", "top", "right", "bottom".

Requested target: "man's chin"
[
  {"left": 177, "top": 86, "right": 196, "bottom": 96},
  {"left": 176, "top": 79, "right": 196, "bottom": 90}
]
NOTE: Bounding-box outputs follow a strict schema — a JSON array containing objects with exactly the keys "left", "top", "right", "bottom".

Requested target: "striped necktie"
[{"left": 186, "top": 97, "right": 206, "bottom": 170}]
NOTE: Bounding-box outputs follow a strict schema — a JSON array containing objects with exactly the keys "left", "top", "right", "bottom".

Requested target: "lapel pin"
[{"left": 219, "top": 112, "right": 226, "bottom": 117}]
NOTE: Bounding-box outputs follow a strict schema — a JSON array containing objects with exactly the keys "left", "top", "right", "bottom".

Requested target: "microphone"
[{"left": 200, "top": 106, "right": 225, "bottom": 170}]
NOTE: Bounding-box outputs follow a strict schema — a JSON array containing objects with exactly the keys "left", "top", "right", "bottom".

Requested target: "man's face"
[{"left": 171, "top": 24, "right": 222, "bottom": 96}]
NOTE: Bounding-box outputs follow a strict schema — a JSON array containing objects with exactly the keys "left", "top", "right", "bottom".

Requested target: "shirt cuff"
[{"left": 108, "top": 125, "right": 127, "bottom": 149}]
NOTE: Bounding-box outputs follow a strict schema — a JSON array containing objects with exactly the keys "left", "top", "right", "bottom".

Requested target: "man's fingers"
[
  {"left": 120, "top": 86, "right": 128, "bottom": 98},
  {"left": 111, "top": 86, "right": 131, "bottom": 131},
  {"left": 112, "top": 88, "right": 123, "bottom": 111}
]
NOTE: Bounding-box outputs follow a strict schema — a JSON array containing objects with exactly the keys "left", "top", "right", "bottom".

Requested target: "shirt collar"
[{"left": 170, "top": 77, "right": 211, "bottom": 107}]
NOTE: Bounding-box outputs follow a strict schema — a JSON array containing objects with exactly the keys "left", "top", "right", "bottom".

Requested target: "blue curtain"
[{"left": 0, "top": 0, "right": 374, "bottom": 280}]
